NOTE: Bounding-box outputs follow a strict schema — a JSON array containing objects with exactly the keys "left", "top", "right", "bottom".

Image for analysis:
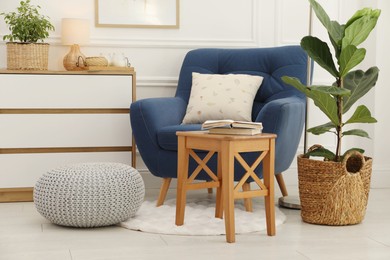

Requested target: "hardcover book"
[
  {"left": 201, "top": 119, "right": 263, "bottom": 130},
  {"left": 208, "top": 127, "right": 262, "bottom": 135}
]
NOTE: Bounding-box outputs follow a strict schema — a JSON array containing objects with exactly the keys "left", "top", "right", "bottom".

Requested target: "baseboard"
[
  {"left": 139, "top": 169, "right": 177, "bottom": 190},
  {"left": 0, "top": 187, "right": 33, "bottom": 202}
]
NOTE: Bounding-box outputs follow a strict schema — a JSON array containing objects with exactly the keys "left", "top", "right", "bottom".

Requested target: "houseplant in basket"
[
  {"left": 282, "top": 0, "right": 380, "bottom": 225},
  {"left": 1, "top": 0, "right": 55, "bottom": 70}
]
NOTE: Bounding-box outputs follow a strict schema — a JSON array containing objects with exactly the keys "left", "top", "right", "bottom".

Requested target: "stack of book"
[{"left": 201, "top": 119, "right": 263, "bottom": 135}]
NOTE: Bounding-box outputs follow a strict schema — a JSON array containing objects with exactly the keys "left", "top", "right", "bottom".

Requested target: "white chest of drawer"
[{"left": 0, "top": 69, "right": 136, "bottom": 202}]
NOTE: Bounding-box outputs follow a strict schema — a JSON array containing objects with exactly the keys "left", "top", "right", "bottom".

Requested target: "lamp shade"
[{"left": 61, "top": 18, "right": 90, "bottom": 45}]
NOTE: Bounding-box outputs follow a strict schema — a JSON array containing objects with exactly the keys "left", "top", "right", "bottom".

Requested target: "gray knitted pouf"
[{"left": 34, "top": 162, "right": 145, "bottom": 227}]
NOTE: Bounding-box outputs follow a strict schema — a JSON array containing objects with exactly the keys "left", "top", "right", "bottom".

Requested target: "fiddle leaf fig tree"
[
  {"left": 282, "top": 0, "right": 380, "bottom": 162},
  {"left": 1, "top": 0, "right": 55, "bottom": 43}
]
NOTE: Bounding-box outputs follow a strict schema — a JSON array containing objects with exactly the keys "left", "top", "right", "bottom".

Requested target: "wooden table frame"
[{"left": 175, "top": 131, "right": 277, "bottom": 243}]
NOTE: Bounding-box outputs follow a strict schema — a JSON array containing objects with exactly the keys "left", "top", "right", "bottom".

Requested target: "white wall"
[
  {"left": 1, "top": 0, "right": 388, "bottom": 188},
  {"left": 373, "top": 0, "right": 390, "bottom": 187}
]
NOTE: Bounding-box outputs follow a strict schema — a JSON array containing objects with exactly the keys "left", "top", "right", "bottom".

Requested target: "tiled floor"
[{"left": 1, "top": 186, "right": 390, "bottom": 260}]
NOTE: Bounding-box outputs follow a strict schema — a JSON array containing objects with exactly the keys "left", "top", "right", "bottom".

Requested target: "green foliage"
[
  {"left": 1, "top": 0, "right": 55, "bottom": 43},
  {"left": 304, "top": 145, "right": 365, "bottom": 162},
  {"left": 301, "top": 36, "right": 338, "bottom": 77},
  {"left": 282, "top": 0, "right": 380, "bottom": 162},
  {"left": 343, "top": 67, "right": 379, "bottom": 113}
]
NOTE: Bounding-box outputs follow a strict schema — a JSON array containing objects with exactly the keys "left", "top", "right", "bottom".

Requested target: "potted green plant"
[
  {"left": 282, "top": 0, "right": 380, "bottom": 225},
  {"left": 1, "top": 0, "right": 55, "bottom": 70}
]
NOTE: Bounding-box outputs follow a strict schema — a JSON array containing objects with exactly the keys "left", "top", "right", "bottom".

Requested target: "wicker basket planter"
[
  {"left": 6, "top": 42, "right": 49, "bottom": 70},
  {"left": 297, "top": 152, "right": 372, "bottom": 225}
]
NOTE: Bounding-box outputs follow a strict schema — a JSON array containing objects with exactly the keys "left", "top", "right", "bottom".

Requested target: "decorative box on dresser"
[{"left": 0, "top": 69, "right": 136, "bottom": 202}]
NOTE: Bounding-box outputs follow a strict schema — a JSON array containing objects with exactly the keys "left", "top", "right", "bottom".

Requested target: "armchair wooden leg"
[
  {"left": 156, "top": 178, "right": 172, "bottom": 207},
  {"left": 275, "top": 173, "right": 288, "bottom": 197},
  {"left": 207, "top": 180, "right": 213, "bottom": 194},
  {"left": 242, "top": 182, "right": 253, "bottom": 212}
]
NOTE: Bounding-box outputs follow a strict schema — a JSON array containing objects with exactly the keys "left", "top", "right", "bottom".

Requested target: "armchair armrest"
[
  {"left": 130, "top": 97, "right": 187, "bottom": 147},
  {"left": 255, "top": 95, "right": 305, "bottom": 173}
]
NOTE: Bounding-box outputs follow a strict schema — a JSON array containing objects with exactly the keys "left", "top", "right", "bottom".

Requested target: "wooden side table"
[{"left": 175, "top": 131, "right": 277, "bottom": 243}]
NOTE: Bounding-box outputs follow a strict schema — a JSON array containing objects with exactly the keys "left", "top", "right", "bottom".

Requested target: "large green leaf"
[
  {"left": 301, "top": 36, "right": 338, "bottom": 78},
  {"left": 308, "top": 0, "right": 343, "bottom": 45},
  {"left": 345, "top": 105, "right": 377, "bottom": 124},
  {"left": 342, "top": 129, "right": 370, "bottom": 138},
  {"left": 307, "top": 122, "right": 336, "bottom": 135},
  {"left": 281, "top": 76, "right": 339, "bottom": 125},
  {"left": 339, "top": 45, "right": 366, "bottom": 77},
  {"left": 309, "top": 85, "right": 350, "bottom": 97},
  {"left": 343, "top": 67, "right": 379, "bottom": 113},
  {"left": 329, "top": 23, "right": 345, "bottom": 59},
  {"left": 329, "top": 21, "right": 344, "bottom": 47},
  {"left": 345, "top": 8, "right": 373, "bottom": 28},
  {"left": 304, "top": 146, "right": 336, "bottom": 161},
  {"left": 342, "top": 9, "right": 381, "bottom": 49}
]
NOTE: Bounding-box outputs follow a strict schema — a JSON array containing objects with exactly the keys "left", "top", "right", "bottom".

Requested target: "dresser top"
[{"left": 0, "top": 68, "right": 135, "bottom": 76}]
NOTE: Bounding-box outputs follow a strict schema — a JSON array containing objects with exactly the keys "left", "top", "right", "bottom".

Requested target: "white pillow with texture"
[{"left": 182, "top": 72, "right": 263, "bottom": 124}]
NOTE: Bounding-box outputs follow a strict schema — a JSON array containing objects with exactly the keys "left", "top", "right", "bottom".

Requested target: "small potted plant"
[
  {"left": 282, "top": 0, "right": 380, "bottom": 225},
  {"left": 1, "top": 0, "right": 55, "bottom": 70}
]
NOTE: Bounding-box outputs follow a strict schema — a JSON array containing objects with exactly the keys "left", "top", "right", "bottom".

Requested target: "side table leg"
[
  {"left": 263, "top": 139, "right": 276, "bottom": 236},
  {"left": 215, "top": 151, "right": 223, "bottom": 219},
  {"left": 221, "top": 141, "right": 235, "bottom": 243},
  {"left": 176, "top": 136, "right": 189, "bottom": 226}
]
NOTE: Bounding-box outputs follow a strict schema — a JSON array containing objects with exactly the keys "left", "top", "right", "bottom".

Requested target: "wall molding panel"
[{"left": 137, "top": 77, "right": 178, "bottom": 88}]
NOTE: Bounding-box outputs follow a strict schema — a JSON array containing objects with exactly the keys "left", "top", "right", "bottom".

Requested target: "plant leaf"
[
  {"left": 345, "top": 8, "right": 372, "bottom": 28},
  {"left": 343, "top": 67, "right": 379, "bottom": 113},
  {"left": 342, "top": 129, "right": 370, "bottom": 138},
  {"left": 342, "top": 9, "right": 381, "bottom": 48},
  {"left": 308, "top": 0, "right": 343, "bottom": 46},
  {"left": 281, "top": 76, "right": 339, "bottom": 125},
  {"left": 339, "top": 45, "right": 366, "bottom": 77},
  {"left": 309, "top": 85, "right": 351, "bottom": 97},
  {"left": 345, "top": 105, "right": 377, "bottom": 124},
  {"left": 304, "top": 147, "right": 336, "bottom": 161},
  {"left": 307, "top": 122, "right": 336, "bottom": 135},
  {"left": 301, "top": 36, "right": 339, "bottom": 78}
]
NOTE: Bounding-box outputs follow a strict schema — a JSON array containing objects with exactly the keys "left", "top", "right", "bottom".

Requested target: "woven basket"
[
  {"left": 7, "top": 42, "right": 49, "bottom": 70},
  {"left": 85, "top": 56, "right": 109, "bottom": 66},
  {"left": 297, "top": 151, "right": 372, "bottom": 225}
]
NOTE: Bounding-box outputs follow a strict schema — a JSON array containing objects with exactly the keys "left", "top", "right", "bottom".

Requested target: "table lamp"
[{"left": 61, "top": 18, "right": 90, "bottom": 71}]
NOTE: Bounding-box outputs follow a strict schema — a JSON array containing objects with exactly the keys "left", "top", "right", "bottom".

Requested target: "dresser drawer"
[
  {"left": 0, "top": 114, "right": 132, "bottom": 148},
  {"left": 0, "top": 74, "right": 132, "bottom": 108}
]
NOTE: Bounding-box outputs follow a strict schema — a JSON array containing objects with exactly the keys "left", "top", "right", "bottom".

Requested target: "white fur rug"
[{"left": 119, "top": 197, "right": 286, "bottom": 235}]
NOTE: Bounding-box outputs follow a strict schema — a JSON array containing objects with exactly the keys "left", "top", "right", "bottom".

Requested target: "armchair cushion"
[{"left": 182, "top": 72, "right": 263, "bottom": 124}]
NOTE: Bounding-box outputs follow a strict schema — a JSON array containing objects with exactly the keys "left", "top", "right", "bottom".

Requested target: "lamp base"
[
  {"left": 63, "top": 44, "right": 87, "bottom": 71},
  {"left": 278, "top": 195, "right": 301, "bottom": 210}
]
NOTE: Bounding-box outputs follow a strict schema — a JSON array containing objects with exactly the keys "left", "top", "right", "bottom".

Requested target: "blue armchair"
[{"left": 131, "top": 46, "right": 308, "bottom": 206}]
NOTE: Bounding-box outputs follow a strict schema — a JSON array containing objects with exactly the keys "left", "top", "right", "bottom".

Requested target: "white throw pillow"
[{"left": 182, "top": 72, "right": 263, "bottom": 124}]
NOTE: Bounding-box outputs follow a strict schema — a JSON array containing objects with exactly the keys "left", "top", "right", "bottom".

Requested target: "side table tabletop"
[{"left": 175, "top": 131, "right": 277, "bottom": 243}]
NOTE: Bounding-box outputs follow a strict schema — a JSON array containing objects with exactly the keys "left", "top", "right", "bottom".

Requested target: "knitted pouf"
[{"left": 34, "top": 162, "right": 145, "bottom": 227}]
